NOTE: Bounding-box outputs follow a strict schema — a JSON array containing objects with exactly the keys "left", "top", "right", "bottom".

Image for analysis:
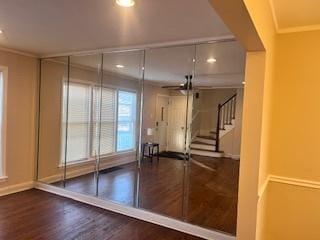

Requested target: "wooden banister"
[{"left": 215, "top": 94, "right": 237, "bottom": 152}]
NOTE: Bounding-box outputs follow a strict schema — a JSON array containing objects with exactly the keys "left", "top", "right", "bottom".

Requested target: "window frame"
[
  {"left": 0, "top": 66, "right": 8, "bottom": 181},
  {"left": 116, "top": 89, "right": 137, "bottom": 152},
  {"left": 60, "top": 77, "right": 137, "bottom": 166}
]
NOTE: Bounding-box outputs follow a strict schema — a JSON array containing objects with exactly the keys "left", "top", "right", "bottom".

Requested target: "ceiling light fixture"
[
  {"left": 116, "top": 64, "right": 124, "bottom": 68},
  {"left": 242, "top": 81, "right": 245, "bottom": 85},
  {"left": 207, "top": 58, "right": 217, "bottom": 63},
  {"left": 0, "top": 30, "right": 3, "bottom": 34},
  {"left": 116, "top": 0, "right": 135, "bottom": 7}
]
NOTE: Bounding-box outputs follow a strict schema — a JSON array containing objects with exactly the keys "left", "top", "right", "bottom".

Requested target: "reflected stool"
[{"left": 142, "top": 143, "right": 159, "bottom": 162}]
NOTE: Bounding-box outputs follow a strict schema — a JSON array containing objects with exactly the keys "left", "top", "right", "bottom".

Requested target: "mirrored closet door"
[
  {"left": 138, "top": 45, "right": 195, "bottom": 220},
  {"left": 37, "top": 40, "right": 245, "bottom": 236}
]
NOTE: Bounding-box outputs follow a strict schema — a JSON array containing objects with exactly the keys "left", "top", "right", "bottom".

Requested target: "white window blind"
[
  {"left": 92, "top": 87, "right": 116, "bottom": 156},
  {"left": 62, "top": 82, "right": 91, "bottom": 162}
]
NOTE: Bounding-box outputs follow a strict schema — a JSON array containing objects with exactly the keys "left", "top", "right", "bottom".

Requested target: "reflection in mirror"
[
  {"left": 186, "top": 41, "right": 245, "bottom": 234},
  {"left": 36, "top": 40, "right": 246, "bottom": 236},
  {"left": 37, "top": 57, "right": 69, "bottom": 185},
  {"left": 61, "top": 54, "right": 103, "bottom": 196},
  {"left": 138, "top": 45, "right": 195, "bottom": 219},
  {"left": 96, "top": 50, "right": 144, "bottom": 206}
]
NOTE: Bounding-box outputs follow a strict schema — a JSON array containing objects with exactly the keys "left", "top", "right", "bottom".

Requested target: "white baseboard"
[
  {"left": 35, "top": 182, "right": 235, "bottom": 240},
  {"left": 39, "top": 157, "right": 137, "bottom": 184},
  {"left": 224, "top": 153, "right": 240, "bottom": 160},
  {"left": 0, "top": 181, "right": 34, "bottom": 197}
]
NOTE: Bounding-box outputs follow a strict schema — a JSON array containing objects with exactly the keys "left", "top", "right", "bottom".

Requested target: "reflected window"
[
  {"left": 117, "top": 91, "right": 136, "bottom": 151},
  {"left": 61, "top": 82, "right": 91, "bottom": 162},
  {"left": 61, "top": 81, "right": 137, "bottom": 164}
]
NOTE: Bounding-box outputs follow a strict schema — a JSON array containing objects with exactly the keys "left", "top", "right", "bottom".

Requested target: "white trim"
[
  {"left": 0, "top": 175, "right": 8, "bottom": 182},
  {"left": 58, "top": 150, "right": 136, "bottom": 168},
  {"left": 40, "top": 153, "right": 136, "bottom": 184},
  {"left": 257, "top": 174, "right": 320, "bottom": 201},
  {"left": 224, "top": 154, "right": 240, "bottom": 160},
  {"left": 269, "top": 175, "right": 320, "bottom": 190},
  {"left": 277, "top": 24, "right": 320, "bottom": 34},
  {"left": 41, "top": 35, "right": 235, "bottom": 58},
  {"left": 34, "top": 182, "right": 235, "bottom": 240},
  {"left": 0, "top": 66, "right": 7, "bottom": 179},
  {"left": 0, "top": 46, "right": 38, "bottom": 58},
  {"left": 0, "top": 181, "right": 34, "bottom": 197},
  {"left": 257, "top": 175, "right": 270, "bottom": 200}
]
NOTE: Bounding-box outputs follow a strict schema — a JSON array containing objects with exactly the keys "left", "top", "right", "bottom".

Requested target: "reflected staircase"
[{"left": 190, "top": 94, "right": 237, "bottom": 158}]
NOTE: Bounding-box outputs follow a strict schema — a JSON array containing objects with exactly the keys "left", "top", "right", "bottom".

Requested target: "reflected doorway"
[{"left": 155, "top": 95, "right": 169, "bottom": 152}]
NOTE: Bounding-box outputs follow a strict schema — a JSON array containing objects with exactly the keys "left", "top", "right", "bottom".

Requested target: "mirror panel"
[
  {"left": 37, "top": 57, "right": 69, "bottom": 186},
  {"left": 96, "top": 50, "right": 144, "bottom": 206},
  {"left": 138, "top": 45, "right": 195, "bottom": 219},
  {"left": 185, "top": 41, "right": 245, "bottom": 234},
  {"left": 61, "top": 54, "right": 103, "bottom": 196}
]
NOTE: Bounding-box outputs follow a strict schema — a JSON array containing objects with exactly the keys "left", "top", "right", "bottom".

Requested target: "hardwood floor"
[
  {"left": 53, "top": 156, "right": 239, "bottom": 235},
  {"left": 0, "top": 189, "right": 203, "bottom": 240}
]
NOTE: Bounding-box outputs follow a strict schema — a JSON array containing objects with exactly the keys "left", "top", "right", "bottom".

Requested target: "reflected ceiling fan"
[
  {"left": 161, "top": 75, "right": 212, "bottom": 91},
  {"left": 162, "top": 75, "right": 193, "bottom": 90}
]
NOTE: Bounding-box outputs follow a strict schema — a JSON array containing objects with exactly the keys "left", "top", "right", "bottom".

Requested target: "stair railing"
[{"left": 215, "top": 94, "right": 237, "bottom": 152}]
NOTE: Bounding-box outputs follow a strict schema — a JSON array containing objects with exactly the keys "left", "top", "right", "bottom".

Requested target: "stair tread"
[
  {"left": 197, "top": 135, "right": 216, "bottom": 140},
  {"left": 191, "top": 141, "right": 215, "bottom": 146},
  {"left": 190, "top": 147, "right": 216, "bottom": 152}
]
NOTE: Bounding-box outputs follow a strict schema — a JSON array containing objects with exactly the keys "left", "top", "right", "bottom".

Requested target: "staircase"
[{"left": 190, "top": 94, "right": 237, "bottom": 158}]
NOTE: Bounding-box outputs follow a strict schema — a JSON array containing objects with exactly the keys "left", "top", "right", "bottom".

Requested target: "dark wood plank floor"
[
  {"left": 0, "top": 189, "right": 203, "bottom": 240},
  {"left": 54, "top": 156, "right": 239, "bottom": 235}
]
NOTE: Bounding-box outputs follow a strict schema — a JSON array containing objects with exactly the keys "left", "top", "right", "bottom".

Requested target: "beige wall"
[
  {"left": 262, "top": 30, "right": 320, "bottom": 240},
  {"left": 0, "top": 50, "right": 37, "bottom": 191}
]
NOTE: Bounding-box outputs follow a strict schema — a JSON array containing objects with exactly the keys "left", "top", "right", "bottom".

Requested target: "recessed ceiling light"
[
  {"left": 116, "top": 64, "right": 124, "bottom": 68},
  {"left": 242, "top": 81, "right": 246, "bottom": 85},
  {"left": 116, "top": 0, "right": 135, "bottom": 7},
  {"left": 207, "top": 58, "right": 217, "bottom": 63},
  {"left": 0, "top": 30, "right": 3, "bottom": 34}
]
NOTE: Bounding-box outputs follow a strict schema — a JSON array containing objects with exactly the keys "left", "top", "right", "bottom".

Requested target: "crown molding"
[
  {"left": 40, "top": 35, "right": 235, "bottom": 58},
  {"left": 0, "top": 46, "right": 38, "bottom": 58},
  {"left": 277, "top": 24, "right": 320, "bottom": 34},
  {"left": 268, "top": 0, "right": 320, "bottom": 34}
]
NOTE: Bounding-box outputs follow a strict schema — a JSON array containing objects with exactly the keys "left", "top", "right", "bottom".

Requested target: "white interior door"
[
  {"left": 155, "top": 95, "right": 169, "bottom": 152},
  {"left": 167, "top": 96, "right": 187, "bottom": 152}
]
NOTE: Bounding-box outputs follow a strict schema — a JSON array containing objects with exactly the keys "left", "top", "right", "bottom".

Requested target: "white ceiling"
[
  {"left": 69, "top": 40, "right": 245, "bottom": 87},
  {"left": 0, "top": 0, "right": 232, "bottom": 55}
]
